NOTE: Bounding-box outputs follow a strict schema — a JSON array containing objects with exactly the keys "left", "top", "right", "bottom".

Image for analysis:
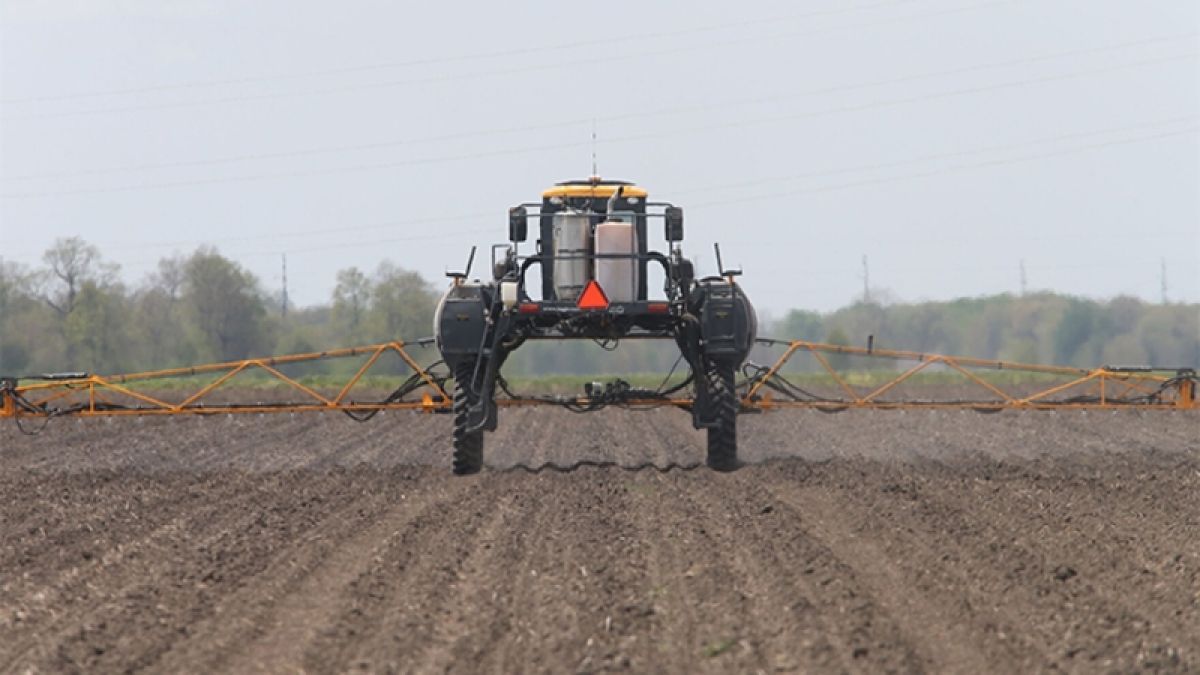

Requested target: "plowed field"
[{"left": 2, "top": 408, "right": 1197, "bottom": 673}]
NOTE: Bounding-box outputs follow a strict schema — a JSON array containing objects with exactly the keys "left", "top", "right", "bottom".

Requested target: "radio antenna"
[{"left": 591, "top": 119, "right": 598, "bottom": 179}]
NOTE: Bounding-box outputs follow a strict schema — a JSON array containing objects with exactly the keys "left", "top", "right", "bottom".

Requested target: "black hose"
[
  {"left": 497, "top": 374, "right": 681, "bottom": 413},
  {"left": 343, "top": 361, "right": 449, "bottom": 422}
]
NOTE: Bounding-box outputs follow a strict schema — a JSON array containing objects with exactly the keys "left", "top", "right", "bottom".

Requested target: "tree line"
[
  {"left": 0, "top": 238, "right": 436, "bottom": 376},
  {"left": 0, "top": 238, "right": 1196, "bottom": 377},
  {"left": 775, "top": 293, "right": 1198, "bottom": 370}
]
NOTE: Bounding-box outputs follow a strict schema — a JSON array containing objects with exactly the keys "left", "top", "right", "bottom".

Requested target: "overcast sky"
[{"left": 1, "top": 0, "right": 1197, "bottom": 318}]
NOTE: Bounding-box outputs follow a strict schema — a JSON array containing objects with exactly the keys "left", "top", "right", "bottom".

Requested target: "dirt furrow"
[
  {"left": 299, "top": 475, "right": 508, "bottom": 672},
  {"left": 761, "top": 464, "right": 1030, "bottom": 673},
  {"left": 904, "top": 455, "right": 1199, "bottom": 669},
  {"left": 793, "top": 458, "right": 1192, "bottom": 672},
  {"left": 624, "top": 471, "right": 777, "bottom": 672},
  {"left": 1, "top": 470, "right": 298, "bottom": 671},
  {"left": 2, "top": 406, "right": 1197, "bottom": 673},
  {"left": 411, "top": 470, "right": 654, "bottom": 673},
  {"left": 707, "top": 469, "right": 925, "bottom": 673},
  {"left": 0, "top": 470, "right": 299, "bottom": 662},
  {"left": 162, "top": 469, "right": 439, "bottom": 672}
]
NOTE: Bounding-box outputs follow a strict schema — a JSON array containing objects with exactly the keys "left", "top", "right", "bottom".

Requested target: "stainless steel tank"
[
  {"left": 594, "top": 217, "right": 638, "bottom": 303},
  {"left": 553, "top": 211, "right": 592, "bottom": 300}
]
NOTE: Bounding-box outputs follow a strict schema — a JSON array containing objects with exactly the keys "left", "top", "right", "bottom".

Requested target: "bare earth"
[{"left": 1, "top": 407, "right": 1197, "bottom": 674}]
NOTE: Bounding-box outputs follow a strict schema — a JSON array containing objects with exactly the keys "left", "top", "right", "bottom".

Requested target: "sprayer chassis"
[
  {"left": 435, "top": 253, "right": 756, "bottom": 474},
  {"left": 432, "top": 179, "right": 758, "bottom": 473}
]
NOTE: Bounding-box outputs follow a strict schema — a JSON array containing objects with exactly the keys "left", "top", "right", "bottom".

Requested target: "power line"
[
  {"left": 0, "top": 138, "right": 592, "bottom": 198},
  {"left": 5, "top": 0, "right": 1025, "bottom": 119},
  {"left": 664, "top": 115, "right": 1197, "bottom": 197},
  {"left": 0, "top": 0, "right": 922, "bottom": 105},
  {"left": 69, "top": 126, "right": 1200, "bottom": 269},
  {"left": 108, "top": 227, "right": 499, "bottom": 270},
  {"left": 8, "top": 116, "right": 1191, "bottom": 262},
  {"left": 5, "top": 53, "right": 1192, "bottom": 200},
  {"left": 635, "top": 53, "right": 1196, "bottom": 170},
  {"left": 6, "top": 31, "right": 1191, "bottom": 182},
  {"left": 687, "top": 125, "right": 1198, "bottom": 210},
  {"left": 727, "top": 255, "right": 1194, "bottom": 277},
  {"left": 6, "top": 212, "right": 495, "bottom": 258}
]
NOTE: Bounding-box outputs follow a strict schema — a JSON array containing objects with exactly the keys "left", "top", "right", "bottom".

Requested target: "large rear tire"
[
  {"left": 452, "top": 361, "right": 484, "bottom": 475},
  {"left": 705, "top": 361, "right": 740, "bottom": 472}
]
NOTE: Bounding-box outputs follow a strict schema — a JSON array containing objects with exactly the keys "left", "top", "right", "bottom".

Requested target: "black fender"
[
  {"left": 434, "top": 282, "right": 492, "bottom": 370},
  {"left": 689, "top": 278, "right": 757, "bottom": 365}
]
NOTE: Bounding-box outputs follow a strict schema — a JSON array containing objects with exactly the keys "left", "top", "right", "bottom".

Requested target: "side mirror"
[
  {"left": 665, "top": 206, "right": 684, "bottom": 242},
  {"left": 509, "top": 206, "right": 528, "bottom": 242}
]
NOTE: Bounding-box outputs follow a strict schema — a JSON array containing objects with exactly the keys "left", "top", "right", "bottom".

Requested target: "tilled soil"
[{"left": 1, "top": 407, "right": 1197, "bottom": 674}]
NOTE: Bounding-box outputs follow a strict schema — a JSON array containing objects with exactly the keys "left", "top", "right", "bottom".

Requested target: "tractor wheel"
[
  {"left": 705, "top": 360, "right": 740, "bottom": 472},
  {"left": 452, "top": 361, "right": 484, "bottom": 475}
]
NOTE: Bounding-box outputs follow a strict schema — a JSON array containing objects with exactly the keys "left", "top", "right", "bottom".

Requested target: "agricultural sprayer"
[{"left": 2, "top": 178, "right": 1195, "bottom": 472}]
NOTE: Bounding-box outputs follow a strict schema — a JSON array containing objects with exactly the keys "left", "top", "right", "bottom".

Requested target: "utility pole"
[
  {"left": 1020, "top": 259, "right": 1027, "bottom": 296},
  {"left": 861, "top": 254, "right": 870, "bottom": 304},
  {"left": 0, "top": 254, "right": 4, "bottom": 375},
  {"left": 1161, "top": 257, "right": 1168, "bottom": 304},
  {"left": 281, "top": 254, "right": 289, "bottom": 319}
]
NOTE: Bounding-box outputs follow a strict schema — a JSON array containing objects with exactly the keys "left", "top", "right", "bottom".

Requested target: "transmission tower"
[
  {"left": 282, "top": 254, "right": 289, "bottom": 319},
  {"left": 861, "top": 255, "right": 870, "bottom": 304},
  {"left": 1161, "top": 257, "right": 1168, "bottom": 304}
]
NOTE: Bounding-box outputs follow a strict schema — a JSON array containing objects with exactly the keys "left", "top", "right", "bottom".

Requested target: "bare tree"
[
  {"left": 131, "top": 254, "right": 191, "bottom": 368},
  {"left": 332, "top": 266, "right": 371, "bottom": 338},
  {"left": 40, "top": 237, "right": 116, "bottom": 317},
  {"left": 149, "top": 254, "right": 187, "bottom": 301}
]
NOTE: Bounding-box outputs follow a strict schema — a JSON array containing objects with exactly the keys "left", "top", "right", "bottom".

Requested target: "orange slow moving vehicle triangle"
[{"left": 577, "top": 280, "right": 610, "bottom": 310}]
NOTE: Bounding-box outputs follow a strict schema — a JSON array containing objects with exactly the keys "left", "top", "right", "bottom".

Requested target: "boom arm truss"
[{"left": 2, "top": 338, "right": 1194, "bottom": 424}]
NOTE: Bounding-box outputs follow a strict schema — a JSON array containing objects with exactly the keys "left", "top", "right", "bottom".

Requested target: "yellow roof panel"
[{"left": 542, "top": 184, "right": 648, "bottom": 199}]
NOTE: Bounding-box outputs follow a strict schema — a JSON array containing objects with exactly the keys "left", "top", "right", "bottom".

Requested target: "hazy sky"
[{"left": 2, "top": 0, "right": 1197, "bottom": 318}]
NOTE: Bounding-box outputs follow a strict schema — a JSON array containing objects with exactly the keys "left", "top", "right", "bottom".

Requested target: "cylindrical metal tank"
[
  {"left": 553, "top": 211, "right": 592, "bottom": 300},
  {"left": 594, "top": 219, "right": 638, "bottom": 303}
]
